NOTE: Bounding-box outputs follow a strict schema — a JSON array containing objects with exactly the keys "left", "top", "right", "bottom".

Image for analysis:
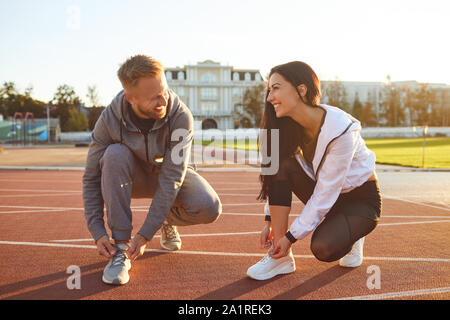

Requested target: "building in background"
[
  {"left": 165, "top": 60, "right": 265, "bottom": 130},
  {"left": 166, "top": 60, "right": 449, "bottom": 128}
]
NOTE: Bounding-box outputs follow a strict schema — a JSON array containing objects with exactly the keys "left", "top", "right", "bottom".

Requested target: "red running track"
[{"left": 0, "top": 169, "right": 449, "bottom": 300}]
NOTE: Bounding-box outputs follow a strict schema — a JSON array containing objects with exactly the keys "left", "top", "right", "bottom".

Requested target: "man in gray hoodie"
[{"left": 82, "top": 55, "right": 222, "bottom": 285}]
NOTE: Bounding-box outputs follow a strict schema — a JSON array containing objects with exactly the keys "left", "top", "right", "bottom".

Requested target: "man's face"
[{"left": 125, "top": 73, "right": 169, "bottom": 120}]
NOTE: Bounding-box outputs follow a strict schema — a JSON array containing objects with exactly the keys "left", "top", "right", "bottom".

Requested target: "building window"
[
  {"left": 201, "top": 102, "right": 217, "bottom": 113},
  {"left": 232, "top": 88, "right": 240, "bottom": 97},
  {"left": 255, "top": 73, "right": 261, "bottom": 81},
  {"left": 201, "top": 72, "right": 217, "bottom": 83},
  {"left": 166, "top": 71, "right": 172, "bottom": 80},
  {"left": 201, "top": 87, "right": 218, "bottom": 100},
  {"left": 233, "top": 72, "right": 239, "bottom": 81},
  {"left": 178, "top": 71, "right": 184, "bottom": 80},
  {"left": 244, "top": 72, "right": 251, "bottom": 81}
]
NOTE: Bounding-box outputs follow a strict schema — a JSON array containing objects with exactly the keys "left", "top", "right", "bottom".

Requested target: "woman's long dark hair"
[{"left": 257, "top": 61, "right": 322, "bottom": 201}]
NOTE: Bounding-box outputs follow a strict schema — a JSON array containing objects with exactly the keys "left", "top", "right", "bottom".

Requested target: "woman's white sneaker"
[
  {"left": 339, "top": 237, "right": 365, "bottom": 268},
  {"left": 247, "top": 250, "right": 296, "bottom": 280}
]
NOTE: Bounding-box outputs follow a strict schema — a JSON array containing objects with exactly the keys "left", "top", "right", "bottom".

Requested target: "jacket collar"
[{"left": 311, "top": 104, "right": 360, "bottom": 174}]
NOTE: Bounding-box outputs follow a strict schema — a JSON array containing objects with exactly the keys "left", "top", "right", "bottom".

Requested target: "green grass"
[
  {"left": 365, "top": 137, "right": 450, "bottom": 169},
  {"left": 193, "top": 138, "right": 259, "bottom": 151},
  {"left": 194, "top": 137, "right": 450, "bottom": 168}
]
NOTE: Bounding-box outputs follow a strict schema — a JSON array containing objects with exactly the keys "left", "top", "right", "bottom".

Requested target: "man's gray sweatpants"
[{"left": 99, "top": 143, "right": 222, "bottom": 241}]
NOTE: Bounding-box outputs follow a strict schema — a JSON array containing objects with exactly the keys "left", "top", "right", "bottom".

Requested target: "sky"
[{"left": 1, "top": 0, "right": 449, "bottom": 106}]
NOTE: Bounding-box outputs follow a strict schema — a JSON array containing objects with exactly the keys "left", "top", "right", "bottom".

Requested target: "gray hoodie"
[{"left": 82, "top": 89, "right": 193, "bottom": 241}]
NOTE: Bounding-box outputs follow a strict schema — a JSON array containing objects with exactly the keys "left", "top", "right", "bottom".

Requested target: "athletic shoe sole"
[
  {"left": 102, "top": 274, "right": 130, "bottom": 285},
  {"left": 102, "top": 263, "right": 131, "bottom": 285},
  {"left": 247, "top": 260, "right": 296, "bottom": 280},
  {"left": 339, "top": 258, "right": 363, "bottom": 268}
]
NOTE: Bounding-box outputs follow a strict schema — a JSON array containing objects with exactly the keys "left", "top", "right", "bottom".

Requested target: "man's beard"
[{"left": 136, "top": 104, "right": 166, "bottom": 119}]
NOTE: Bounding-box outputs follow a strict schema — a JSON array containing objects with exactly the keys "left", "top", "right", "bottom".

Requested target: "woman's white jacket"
[{"left": 265, "top": 104, "right": 376, "bottom": 240}]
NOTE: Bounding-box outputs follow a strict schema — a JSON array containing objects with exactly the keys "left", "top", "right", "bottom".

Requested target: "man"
[{"left": 82, "top": 55, "right": 222, "bottom": 285}]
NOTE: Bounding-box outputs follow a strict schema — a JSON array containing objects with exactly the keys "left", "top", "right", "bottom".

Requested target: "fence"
[
  {"left": 2, "top": 124, "right": 450, "bottom": 145},
  {"left": 0, "top": 119, "right": 50, "bottom": 144}
]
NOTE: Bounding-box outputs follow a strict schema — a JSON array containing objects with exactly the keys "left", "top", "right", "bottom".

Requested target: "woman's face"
[{"left": 267, "top": 72, "right": 307, "bottom": 118}]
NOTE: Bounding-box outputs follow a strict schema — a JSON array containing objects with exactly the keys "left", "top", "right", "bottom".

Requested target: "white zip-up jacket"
[{"left": 265, "top": 104, "right": 376, "bottom": 240}]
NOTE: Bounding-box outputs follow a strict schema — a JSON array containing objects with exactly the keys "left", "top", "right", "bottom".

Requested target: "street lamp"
[{"left": 412, "top": 125, "right": 428, "bottom": 168}]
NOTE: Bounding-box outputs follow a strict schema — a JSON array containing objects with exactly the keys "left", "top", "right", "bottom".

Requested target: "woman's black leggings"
[{"left": 268, "top": 157, "right": 382, "bottom": 262}]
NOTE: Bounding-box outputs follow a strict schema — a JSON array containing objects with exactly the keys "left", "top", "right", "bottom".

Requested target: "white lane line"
[
  {"left": 0, "top": 189, "right": 80, "bottom": 193},
  {"left": 384, "top": 195, "right": 450, "bottom": 212},
  {"left": 0, "top": 179, "right": 81, "bottom": 183},
  {"left": 1, "top": 204, "right": 449, "bottom": 222},
  {"left": 381, "top": 215, "right": 450, "bottom": 219},
  {"left": 215, "top": 188, "right": 260, "bottom": 191},
  {"left": 0, "top": 193, "right": 81, "bottom": 198},
  {"left": 378, "top": 220, "right": 450, "bottom": 226},
  {"left": 0, "top": 205, "right": 82, "bottom": 210},
  {"left": 50, "top": 231, "right": 261, "bottom": 242},
  {"left": 332, "top": 286, "right": 450, "bottom": 300},
  {"left": 0, "top": 241, "right": 96, "bottom": 249},
  {"left": 217, "top": 193, "right": 258, "bottom": 196},
  {"left": 210, "top": 182, "right": 260, "bottom": 185},
  {"left": 0, "top": 209, "right": 69, "bottom": 214},
  {"left": 1, "top": 240, "right": 450, "bottom": 263}
]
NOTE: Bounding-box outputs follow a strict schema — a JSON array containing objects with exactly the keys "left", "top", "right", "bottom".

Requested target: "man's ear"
[{"left": 123, "top": 92, "right": 131, "bottom": 103}]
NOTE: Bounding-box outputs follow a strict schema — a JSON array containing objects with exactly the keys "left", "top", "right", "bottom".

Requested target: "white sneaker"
[
  {"left": 247, "top": 249, "right": 296, "bottom": 280},
  {"left": 339, "top": 237, "right": 365, "bottom": 268},
  {"left": 102, "top": 243, "right": 132, "bottom": 285},
  {"left": 160, "top": 222, "right": 182, "bottom": 251}
]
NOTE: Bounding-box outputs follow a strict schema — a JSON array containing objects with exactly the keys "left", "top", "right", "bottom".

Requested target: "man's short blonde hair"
[{"left": 117, "top": 55, "right": 164, "bottom": 89}]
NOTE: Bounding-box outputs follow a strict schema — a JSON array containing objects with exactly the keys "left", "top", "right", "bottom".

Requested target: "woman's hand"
[
  {"left": 260, "top": 224, "right": 273, "bottom": 249},
  {"left": 269, "top": 236, "right": 292, "bottom": 259}
]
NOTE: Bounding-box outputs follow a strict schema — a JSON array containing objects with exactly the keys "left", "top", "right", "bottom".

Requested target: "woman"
[{"left": 247, "top": 61, "right": 382, "bottom": 280}]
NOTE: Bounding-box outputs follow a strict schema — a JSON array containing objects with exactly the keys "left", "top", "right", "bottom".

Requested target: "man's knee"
[
  {"left": 202, "top": 195, "right": 222, "bottom": 224},
  {"left": 101, "top": 143, "right": 134, "bottom": 169},
  {"left": 200, "top": 196, "right": 222, "bottom": 224}
]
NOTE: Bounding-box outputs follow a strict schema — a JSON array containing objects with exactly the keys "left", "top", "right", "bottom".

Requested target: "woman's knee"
[{"left": 310, "top": 238, "right": 345, "bottom": 262}]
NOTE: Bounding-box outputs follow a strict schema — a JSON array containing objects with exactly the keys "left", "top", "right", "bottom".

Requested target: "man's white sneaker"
[
  {"left": 102, "top": 243, "right": 131, "bottom": 285},
  {"left": 247, "top": 250, "right": 296, "bottom": 280},
  {"left": 339, "top": 237, "right": 365, "bottom": 268},
  {"left": 160, "top": 221, "right": 182, "bottom": 251}
]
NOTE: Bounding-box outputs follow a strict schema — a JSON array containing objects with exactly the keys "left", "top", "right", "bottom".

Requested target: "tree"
[
  {"left": 66, "top": 107, "right": 88, "bottom": 131},
  {"left": 51, "top": 84, "right": 82, "bottom": 132},
  {"left": 360, "top": 101, "right": 378, "bottom": 127},
  {"left": 0, "top": 82, "right": 46, "bottom": 118},
  {"left": 233, "top": 84, "right": 265, "bottom": 128},
  {"left": 407, "top": 83, "right": 436, "bottom": 126},
  {"left": 322, "top": 79, "right": 350, "bottom": 112},
  {"left": 85, "top": 85, "right": 104, "bottom": 130},
  {"left": 351, "top": 92, "right": 363, "bottom": 120},
  {"left": 86, "top": 85, "right": 100, "bottom": 108},
  {"left": 379, "top": 75, "right": 405, "bottom": 126},
  {"left": 87, "top": 107, "right": 105, "bottom": 130}
]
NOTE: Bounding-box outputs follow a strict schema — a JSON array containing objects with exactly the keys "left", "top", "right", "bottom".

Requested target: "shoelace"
[
  {"left": 111, "top": 249, "right": 128, "bottom": 267},
  {"left": 259, "top": 254, "right": 272, "bottom": 264},
  {"left": 162, "top": 224, "right": 178, "bottom": 239}
]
